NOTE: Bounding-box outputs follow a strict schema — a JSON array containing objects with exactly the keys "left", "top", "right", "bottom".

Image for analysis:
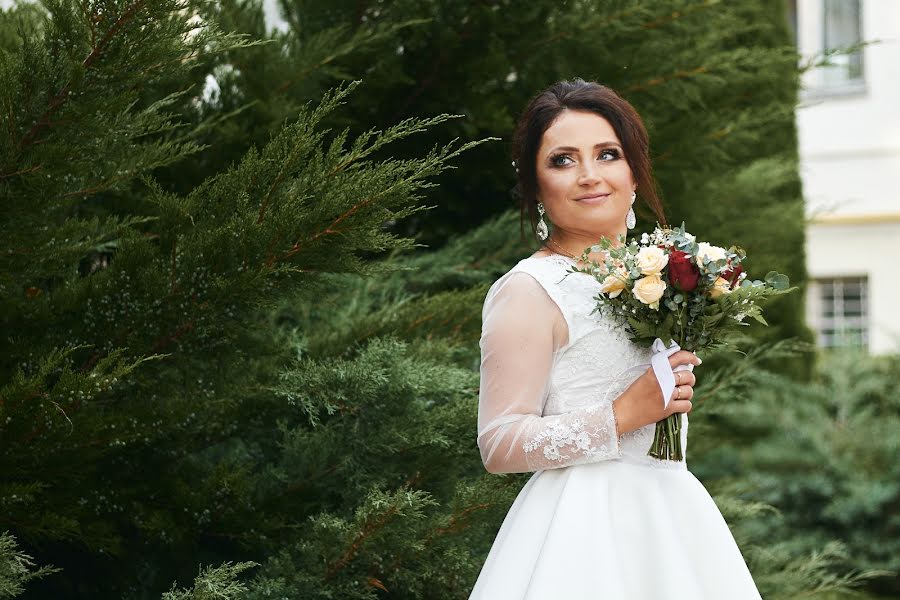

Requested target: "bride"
[{"left": 469, "top": 79, "right": 762, "bottom": 599}]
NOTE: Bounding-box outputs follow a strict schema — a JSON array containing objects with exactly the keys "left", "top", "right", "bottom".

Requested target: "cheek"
[
  {"left": 613, "top": 163, "right": 635, "bottom": 186},
  {"left": 536, "top": 170, "right": 570, "bottom": 198}
]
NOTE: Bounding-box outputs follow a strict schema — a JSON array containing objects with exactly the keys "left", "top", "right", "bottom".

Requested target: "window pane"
[
  {"left": 814, "top": 276, "right": 868, "bottom": 348},
  {"left": 822, "top": 0, "right": 863, "bottom": 86}
]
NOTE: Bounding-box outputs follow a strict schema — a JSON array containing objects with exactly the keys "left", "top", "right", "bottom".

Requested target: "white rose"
[
  {"left": 697, "top": 242, "right": 727, "bottom": 269},
  {"left": 635, "top": 246, "right": 668, "bottom": 275},
  {"left": 632, "top": 275, "right": 666, "bottom": 310},
  {"left": 599, "top": 263, "right": 628, "bottom": 298}
]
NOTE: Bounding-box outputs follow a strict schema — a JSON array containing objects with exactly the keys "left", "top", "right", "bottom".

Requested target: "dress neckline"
[{"left": 526, "top": 253, "right": 577, "bottom": 264}]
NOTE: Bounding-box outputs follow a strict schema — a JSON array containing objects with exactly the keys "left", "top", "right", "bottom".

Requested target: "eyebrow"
[{"left": 546, "top": 142, "right": 622, "bottom": 156}]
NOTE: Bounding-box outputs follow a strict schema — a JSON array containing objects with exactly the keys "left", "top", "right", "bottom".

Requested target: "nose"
[{"left": 577, "top": 161, "right": 603, "bottom": 186}]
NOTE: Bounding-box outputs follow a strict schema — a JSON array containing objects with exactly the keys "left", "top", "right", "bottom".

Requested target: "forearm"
[{"left": 480, "top": 401, "right": 623, "bottom": 474}]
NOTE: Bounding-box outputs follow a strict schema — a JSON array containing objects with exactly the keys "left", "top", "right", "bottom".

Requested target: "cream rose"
[
  {"left": 697, "top": 242, "right": 727, "bottom": 269},
  {"left": 632, "top": 274, "right": 666, "bottom": 310},
  {"left": 709, "top": 276, "right": 732, "bottom": 299},
  {"left": 635, "top": 246, "right": 668, "bottom": 275},
  {"left": 599, "top": 264, "right": 628, "bottom": 298}
]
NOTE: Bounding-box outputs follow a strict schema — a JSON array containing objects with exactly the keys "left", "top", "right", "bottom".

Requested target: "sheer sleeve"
[{"left": 477, "top": 270, "right": 623, "bottom": 474}]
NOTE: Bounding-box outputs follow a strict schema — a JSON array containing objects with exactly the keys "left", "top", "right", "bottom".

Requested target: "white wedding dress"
[{"left": 470, "top": 255, "right": 762, "bottom": 600}]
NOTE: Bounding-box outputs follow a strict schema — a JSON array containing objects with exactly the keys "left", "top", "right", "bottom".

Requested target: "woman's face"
[{"left": 535, "top": 109, "right": 636, "bottom": 245}]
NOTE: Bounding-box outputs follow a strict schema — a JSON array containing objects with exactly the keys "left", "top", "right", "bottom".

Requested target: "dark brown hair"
[{"left": 511, "top": 78, "right": 667, "bottom": 242}]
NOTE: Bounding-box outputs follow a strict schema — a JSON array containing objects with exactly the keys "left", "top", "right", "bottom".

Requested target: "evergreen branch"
[
  {"left": 532, "top": 4, "right": 644, "bottom": 48},
  {"left": 161, "top": 561, "right": 259, "bottom": 600},
  {"left": 17, "top": 0, "right": 149, "bottom": 154},
  {"left": 272, "top": 19, "right": 429, "bottom": 96},
  {"left": 430, "top": 502, "right": 491, "bottom": 537},
  {"left": 388, "top": 22, "right": 473, "bottom": 122},
  {"left": 0, "top": 531, "right": 60, "bottom": 598},
  {"left": 278, "top": 192, "right": 381, "bottom": 261},
  {"left": 256, "top": 82, "right": 360, "bottom": 224},
  {"left": 624, "top": 65, "right": 709, "bottom": 94},
  {"left": 0, "top": 165, "right": 41, "bottom": 180},
  {"left": 641, "top": 0, "right": 721, "bottom": 30},
  {"left": 325, "top": 114, "right": 462, "bottom": 178},
  {"left": 323, "top": 506, "right": 399, "bottom": 580}
]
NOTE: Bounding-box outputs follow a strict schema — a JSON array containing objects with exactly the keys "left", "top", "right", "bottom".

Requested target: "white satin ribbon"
[
  {"left": 608, "top": 338, "right": 695, "bottom": 409},
  {"left": 650, "top": 338, "right": 682, "bottom": 410}
]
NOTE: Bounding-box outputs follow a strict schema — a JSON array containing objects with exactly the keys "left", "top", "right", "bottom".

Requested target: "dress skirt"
[{"left": 469, "top": 459, "right": 762, "bottom": 600}]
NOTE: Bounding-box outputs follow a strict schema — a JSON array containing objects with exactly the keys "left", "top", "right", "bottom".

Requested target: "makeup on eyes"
[{"left": 548, "top": 148, "right": 621, "bottom": 167}]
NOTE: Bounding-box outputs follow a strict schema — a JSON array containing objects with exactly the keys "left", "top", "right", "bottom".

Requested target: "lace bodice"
[{"left": 476, "top": 255, "right": 688, "bottom": 474}]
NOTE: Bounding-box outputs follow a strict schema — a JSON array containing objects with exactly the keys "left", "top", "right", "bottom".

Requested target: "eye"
[
  {"left": 599, "top": 148, "right": 621, "bottom": 161},
  {"left": 549, "top": 153, "right": 573, "bottom": 167}
]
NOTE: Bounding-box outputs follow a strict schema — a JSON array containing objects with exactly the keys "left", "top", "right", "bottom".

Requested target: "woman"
[{"left": 470, "top": 79, "right": 761, "bottom": 599}]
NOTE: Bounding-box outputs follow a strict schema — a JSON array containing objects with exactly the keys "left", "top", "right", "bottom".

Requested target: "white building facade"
[{"left": 793, "top": 0, "right": 900, "bottom": 354}]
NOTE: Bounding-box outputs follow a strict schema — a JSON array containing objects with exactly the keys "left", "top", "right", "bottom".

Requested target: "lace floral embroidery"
[
  {"left": 521, "top": 404, "right": 620, "bottom": 469},
  {"left": 498, "top": 256, "right": 689, "bottom": 472}
]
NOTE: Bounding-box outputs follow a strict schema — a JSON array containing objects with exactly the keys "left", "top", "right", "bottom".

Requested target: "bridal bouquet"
[{"left": 568, "top": 223, "right": 795, "bottom": 461}]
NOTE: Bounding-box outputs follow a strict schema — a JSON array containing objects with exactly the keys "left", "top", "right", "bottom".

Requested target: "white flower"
[
  {"left": 632, "top": 274, "right": 667, "bottom": 309},
  {"left": 635, "top": 246, "right": 668, "bottom": 275},
  {"left": 697, "top": 242, "right": 727, "bottom": 269},
  {"left": 599, "top": 263, "right": 628, "bottom": 298}
]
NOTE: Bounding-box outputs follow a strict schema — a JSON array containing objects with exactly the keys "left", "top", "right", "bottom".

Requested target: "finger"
[
  {"left": 668, "top": 350, "right": 702, "bottom": 369},
  {"left": 678, "top": 372, "right": 696, "bottom": 387},
  {"left": 674, "top": 371, "right": 696, "bottom": 387},
  {"left": 670, "top": 385, "right": 693, "bottom": 402},
  {"left": 665, "top": 399, "right": 693, "bottom": 416}
]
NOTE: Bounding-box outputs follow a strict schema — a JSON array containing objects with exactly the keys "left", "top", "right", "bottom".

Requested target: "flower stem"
[{"left": 648, "top": 413, "right": 684, "bottom": 461}]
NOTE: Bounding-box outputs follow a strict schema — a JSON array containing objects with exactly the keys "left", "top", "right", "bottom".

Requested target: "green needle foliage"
[
  {"left": 0, "top": 533, "right": 58, "bottom": 599},
  {"left": 1, "top": 1, "right": 485, "bottom": 596},
  {"left": 3, "top": 0, "right": 892, "bottom": 599},
  {"left": 153, "top": 0, "right": 816, "bottom": 370}
]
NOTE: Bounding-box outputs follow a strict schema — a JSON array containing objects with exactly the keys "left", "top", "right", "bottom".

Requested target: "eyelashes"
[{"left": 549, "top": 148, "right": 621, "bottom": 167}]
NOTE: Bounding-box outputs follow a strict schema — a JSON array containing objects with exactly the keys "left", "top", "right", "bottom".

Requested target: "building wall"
[{"left": 796, "top": 0, "right": 900, "bottom": 354}]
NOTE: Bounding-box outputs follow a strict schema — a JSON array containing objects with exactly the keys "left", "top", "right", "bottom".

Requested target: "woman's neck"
[{"left": 546, "top": 229, "right": 626, "bottom": 263}]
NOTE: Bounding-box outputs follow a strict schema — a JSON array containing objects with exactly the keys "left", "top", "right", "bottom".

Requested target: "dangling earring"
[
  {"left": 536, "top": 202, "right": 549, "bottom": 240},
  {"left": 626, "top": 191, "right": 636, "bottom": 230}
]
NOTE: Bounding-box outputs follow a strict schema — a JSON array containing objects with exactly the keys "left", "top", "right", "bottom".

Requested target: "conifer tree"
[
  {"left": 4, "top": 1, "right": 885, "bottom": 599},
  {"left": 1, "top": 0, "right": 483, "bottom": 596},
  {"left": 171, "top": 0, "right": 814, "bottom": 371}
]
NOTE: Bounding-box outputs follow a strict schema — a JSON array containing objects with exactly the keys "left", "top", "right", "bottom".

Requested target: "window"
[
  {"left": 785, "top": 0, "right": 798, "bottom": 48},
  {"left": 821, "top": 0, "right": 864, "bottom": 89},
  {"left": 809, "top": 277, "right": 869, "bottom": 348}
]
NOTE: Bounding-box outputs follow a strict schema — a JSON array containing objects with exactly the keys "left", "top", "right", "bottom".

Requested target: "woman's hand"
[{"left": 612, "top": 350, "right": 700, "bottom": 436}]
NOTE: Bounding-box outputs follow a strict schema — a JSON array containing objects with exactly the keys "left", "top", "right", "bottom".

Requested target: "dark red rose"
[
  {"left": 722, "top": 264, "right": 744, "bottom": 289},
  {"left": 668, "top": 250, "right": 700, "bottom": 292}
]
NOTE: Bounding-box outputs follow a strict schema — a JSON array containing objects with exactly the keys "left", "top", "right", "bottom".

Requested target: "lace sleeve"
[{"left": 477, "top": 270, "right": 622, "bottom": 474}]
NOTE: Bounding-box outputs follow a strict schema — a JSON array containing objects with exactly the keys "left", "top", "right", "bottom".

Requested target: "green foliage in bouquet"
[
  {"left": 568, "top": 223, "right": 796, "bottom": 461},
  {"left": 570, "top": 223, "right": 797, "bottom": 351}
]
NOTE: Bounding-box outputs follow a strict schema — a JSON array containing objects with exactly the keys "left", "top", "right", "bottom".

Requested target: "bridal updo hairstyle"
[{"left": 511, "top": 78, "right": 668, "bottom": 242}]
